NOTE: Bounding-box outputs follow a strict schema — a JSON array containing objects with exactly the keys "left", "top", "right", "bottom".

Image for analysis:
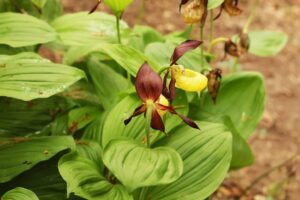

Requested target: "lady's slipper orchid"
[
  {"left": 224, "top": 33, "right": 250, "bottom": 57},
  {"left": 124, "top": 62, "right": 199, "bottom": 132},
  {"left": 162, "top": 40, "right": 208, "bottom": 102},
  {"left": 171, "top": 65, "right": 208, "bottom": 92},
  {"left": 214, "top": 0, "right": 242, "bottom": 20},
  {"left": 180, "top": 0, "right": 208, "bottom": 26},
  {"left": 206, "top": 68, "right": 222, "bottom": 104}
]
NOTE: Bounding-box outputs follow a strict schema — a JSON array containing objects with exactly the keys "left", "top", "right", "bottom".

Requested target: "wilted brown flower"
[
  {"left": 180, "top": 0, "right": 208, "bottom": 26},
  {"left": 214, "top": 0, "right": 242, "bottom": 20},
  {"left": 206, "top": 68, "right": 222, "bottom": 104}
]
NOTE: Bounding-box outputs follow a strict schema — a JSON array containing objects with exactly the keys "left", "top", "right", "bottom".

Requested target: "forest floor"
[{"left": 62, "top": 1, "right": 300, "bottom": 199}]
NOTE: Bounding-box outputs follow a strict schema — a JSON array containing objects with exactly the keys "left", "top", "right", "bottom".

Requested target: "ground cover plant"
[{"left": 0, "top": 0, "right": 288, "bottom": 199}]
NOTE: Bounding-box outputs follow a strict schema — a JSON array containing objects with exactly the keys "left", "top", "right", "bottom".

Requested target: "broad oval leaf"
[
  {"left": 64, "top": 43, "right": 160, "bottom": 75},
  {"left": 145, "top": 122, "right": 232, "bottom": 200},
  {"left": 103, "top": 0, "right": 134, "bottom": 17},
  {"left": 0, "top": 12, "right": 56, "bottom": 47},
  {"left": 208, "top": 0, "right": 224, "bottom": 10},
  {"left": 58, "top": 152, "right": 133, "bottom": 200},
  {"left": 248, "top": 30, "right": 288, "bottom": 57},
  {"left": 51, "top": 12, "right": 128, "bottom": 46},
  {"left": 0, "top": 53, "right": 86, "bottom": 101},
  {"left": 2, "top": 187, "right": 38, "bottom": 200},
  {"left": 103, "top": 139, "right": 183, "bottom": 191},
  {"left": 194, "top": 72, "right": 265, "bottom": 139},
  {"left": 0, "top": 136, "right": 75, "bottom": 183}
]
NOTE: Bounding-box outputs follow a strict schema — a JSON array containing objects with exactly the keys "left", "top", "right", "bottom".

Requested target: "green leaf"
[
  {"left": 248, "top": 30, "right": 288, "bottom": 57},
  {"left": 103, "top": 139, "right": 183, "bottom": 191},
  {"left": 0, "top": 154, "right": 67, "bottom": 200},
  {"left": 128, "top": 25, "right": 165, "bottom": 52},
  {"left": 87, "top": 56, "right": 127, "bottom": 109},
  {"left": 102, "top": 95, "right": 145, "bottom": 147},
  {"left": 223, "top": 117, "right": 254, "bottom": 169},
  {"left": 59, "top": 152, "right": 133, "bottom": 200},
  {"left": 103, "top": 0, "right": 134, "bottom": 17},
  {"left": 41, "top": 0, "right": 63, "bottom": 22},
  {"left": 0, "top": 96, "right": 66, "bottom": 136},
  {"left": 145, "top": 42, "right": 210, "bottom": 72},
  {"left": 68, "top": 106, "right": 102, "bottom": 133},
  {"left": 194, "top": 72, "right": 265, "bottom": 139},
  {"left": 51, "top": 12, "right": 128, "bottom": 46},
  {"left": 208, "top": 0, "right": 224, "bottom": 9},
  {"left": 82, "top": 113, "right": 106, "bottom": 145},
  {"left": 0, "top": 136, "right": 75, "bottom": 183},
  {"left": 2, "top": 187, "right": 38, "bottom": 200},
  {"left": 64, "top": 43, "right": 160, "bottom": 75},
  {"left": 0, "top": 13, "right": 56, "bottom": 47},
  {"left": 0, "top": 53, "right": 86, "bottom": 101},
  {"left": 145, "top": 122, "right": 232, "bottom": 200},
  {"left": 31, "top": 0, "right": 47, "bottom": 8}
]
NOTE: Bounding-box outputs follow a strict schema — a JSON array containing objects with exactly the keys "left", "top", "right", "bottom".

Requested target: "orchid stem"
[
  {"left": 209, "top": 10, "right": 214, "bottom": 42},
  {"left": 116, "top": 15, "right": 131, "bottom": 86},
  {"left": 207, "top": 37, "right": 228, "bottom": 53},
  {"left": 145, "top": 105, "right": 153, "bottom": 148},
  {"left": 231, "top": 57, "right": 240, "bottom": 73},
  {"left": 138, "top": 0, "right": 147, "bottom": 24},
  {"left": 200, "top": 25, "right": 204, "bottom": 68},
  {"left": 243, "top": 0, "right": 260, "bottom": 33}
]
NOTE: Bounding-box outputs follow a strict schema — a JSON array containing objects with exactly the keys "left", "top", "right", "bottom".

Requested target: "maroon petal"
[
  {"left": 124, "top": 104, "right": 146, "bottom": 125},
  {"left": 157, "top": 104, "right": 199, "bottom": 130},
  {"left": 135, "top": 62, "right": 163, "bottom": 102},
  {"left": 200, "top": 0, "right": 209, "bottom": 27},
  {"left": 170, "top": 40, "right": 202, "bottom": 66},
  {"left": 162, "top": 70, "right": 170, "bottom": 99},
  {"left": 179, "top": 0, "right": 190, "bottom": 11},
  {"left": 214, "top": 5, "right": 223, "bottom": 20},
  {"left": 151, "top": 109, "right": 165, "bottom": 132},
  {"left": 89, "top": 0, "right": 102, "bottom": 14},
  {"left": 169, "top": 73, "right": 176, "bottom": 102}
]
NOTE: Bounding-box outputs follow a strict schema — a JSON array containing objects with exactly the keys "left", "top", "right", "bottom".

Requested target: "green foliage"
[
  {"left": 208, "top": 0, "right": 224, "bottom": 10},
  {"left": 103, "top": 0, "right": 134, "bottom": 18},
  {"left": 0, "top": 136, "right": 75, "bottom": 183},
  {"left": 2, "top": 187, "right": 39, "bottom": 200},
  {"left": 0, "top": 53, "right": 86, "bottom": 101},
  {"left": 103, "top": 139, "right": 183, "bottom": 191},
  {"left": 0, "top": 13, "right": 56, "bottom": 47},
  {"left": 248, "top": 30, "right": 288, "bottom": 56}
]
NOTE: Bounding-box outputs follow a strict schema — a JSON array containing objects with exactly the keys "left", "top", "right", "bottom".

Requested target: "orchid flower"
[
  {"left": 179, "top": 0, "right": 208, "bottom": 26},
  {"left": 214, "top": 0, "right": 242, "bottom": 20},
  {"left": 124, "top": 62, "right": 199, "bottom": 133}
]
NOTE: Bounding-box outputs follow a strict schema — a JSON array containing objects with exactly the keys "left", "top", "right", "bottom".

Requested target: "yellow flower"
[{"left": 171, "top": 65, "right": 208, "bottom": 92}]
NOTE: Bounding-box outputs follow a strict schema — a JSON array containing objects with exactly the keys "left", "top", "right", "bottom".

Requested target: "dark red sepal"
[
  {"left": 170, "top": 40, "right": 202, "bottom": 66},
  {"left": 89, "top": 0, "right": 102, "bottom": 14},
  {"left": 135, "top": 62, "right": 163, "bottom": 102},
  {"left": 151, "top": 109, "right": 165, "bottom": 132},
  {"left": 124, "top": 104, "right": 146, "bottom": 125}
]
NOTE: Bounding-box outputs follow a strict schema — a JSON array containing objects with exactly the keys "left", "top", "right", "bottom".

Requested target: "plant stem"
[
  {"left": 243, "top": 0, "right": 260, "bottom": 33},
  {"left": 200, "top": 25, "right": 204, "bottom": 68},
  {"left": 209, "top": 10, "right": 214, "bottom": 42},
  {"left": 116, "top": 15, "right": 131, "bottom": 86},
  {"left": 138, "top": 0, "right": 147, "bottom": 24},
  {"left": 244, "top": 152, "right": 299, "bottom": 193},
  {"left": 231, "top": 57, "right": 240, "bottom": 73},
  {"left": 207, "top": 37, "right": 228, "bottom": 53},
  {"left": 116, "top": 16, "right": 122, "bottom": 44},
  {"left": 145, "top": 105, "right": 153, "bottom": 148}
]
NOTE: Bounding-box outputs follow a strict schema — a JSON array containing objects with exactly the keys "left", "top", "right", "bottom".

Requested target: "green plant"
[{"left": 0, "top": 0, "right": 288, "bottom": 199}]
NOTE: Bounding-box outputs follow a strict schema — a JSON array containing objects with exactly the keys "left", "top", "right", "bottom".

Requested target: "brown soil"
[{"left": 62, "top": 1, "right": 300, "bottom": 199}]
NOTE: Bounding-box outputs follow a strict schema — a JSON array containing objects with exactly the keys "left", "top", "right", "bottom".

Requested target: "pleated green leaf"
[
  {"left": 145, "top": 122, "right": 232, "bottom": 200},
  {"left": 58, "top": 152, "right": 133, "bottom": 200},
  {"left": 249, "top": 30, "right": 288, "bottom": 57},
  {"left": 2, "top": 187, "right": 38, "bottom": 200},
  {"left": 208, "top": 0, "right": 224, "bottom": 9},
  {"left": 0, "top": 136, "right": 75, "bottom": 183},
  {"left": 103, "top": 0, "right": 134, "bottom": 17},
  {"left": 103, "top": 139, "right": 183, "bottom": 192},
  {"left": 0, "top": 53, "right": 86, "bottom": 101},
  {"left": 51, "top": 12, "right": 128, "bottom": 46},
  {"left": 194, "top": 72, "right": 265, "bottom": 139},
  {"left": 64, "top": 43, "right": 160, "bottom": 75},
  {"left": 0, "top": 12, "right": 56, "bottom": 47}
]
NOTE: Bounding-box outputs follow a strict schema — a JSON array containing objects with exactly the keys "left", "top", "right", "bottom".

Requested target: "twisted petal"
[
  {"left": 170, "top": 40, "right": 202, "bottom": 66},
  {"left": 124, "top": 104, "right": 147, "bottom": 125},
  {"left": 156, "top": 104, "right": 199, "bottom": 130},
  {"left": 89, "top": 0, "right": 102, "bottom": 14},
  {"left": 135, "top": 62, "right": 163, "bottom": 102},
  {"left": 151, "top": 109, "right": 165, "bottom": 132}
]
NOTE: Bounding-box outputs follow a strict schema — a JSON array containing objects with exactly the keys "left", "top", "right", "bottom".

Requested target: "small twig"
[{"left": 243, "top": 152, "right": 299, "bottom": 194}]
